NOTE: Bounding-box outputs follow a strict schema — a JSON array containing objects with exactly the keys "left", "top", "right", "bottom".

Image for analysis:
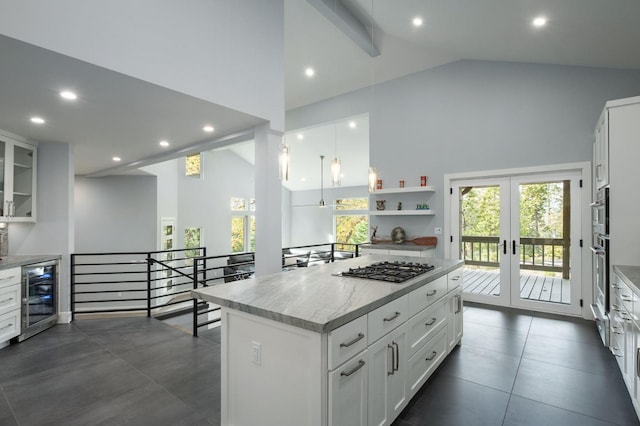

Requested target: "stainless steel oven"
[
  {"left": 591, "top": 187, "right": 609, "bottom": 235},
  {"left": 590, "top": 233, "right": 609, "bottom": 346}
]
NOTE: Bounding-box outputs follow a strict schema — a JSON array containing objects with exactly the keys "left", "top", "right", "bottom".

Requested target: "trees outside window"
[{"left": 334, "top": 197, "right": 368, "bottom": 251}]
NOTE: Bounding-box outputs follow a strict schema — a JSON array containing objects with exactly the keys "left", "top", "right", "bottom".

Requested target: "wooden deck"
[{"left": 463, "top": 268, "right": 571, "bottom": 305}]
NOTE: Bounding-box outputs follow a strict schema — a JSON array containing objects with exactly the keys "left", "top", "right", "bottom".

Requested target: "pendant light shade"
[
  {"left": 319, "top": 155, "right": 326, "bottom": 207},
  {"left": 331, "top": 156, "right": 342, "bottom": 186},
  {"left": 368, "top": 167, "right": 377, "bottom": 192},
  {"left": 279, "top": 144, "right": 289, "bottom": 181}
]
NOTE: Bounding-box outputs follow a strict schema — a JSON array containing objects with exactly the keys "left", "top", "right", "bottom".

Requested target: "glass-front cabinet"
[{"left": 0, "top": 135, "right": 37, "bottom": 222}]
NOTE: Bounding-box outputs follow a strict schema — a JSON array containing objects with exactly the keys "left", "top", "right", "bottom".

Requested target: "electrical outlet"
[
  {"left": 434, "top": 227, "right": 442, "bottom": 235},
  {"left": 251, "top": 341, "right": 262, "bottom": 365}
]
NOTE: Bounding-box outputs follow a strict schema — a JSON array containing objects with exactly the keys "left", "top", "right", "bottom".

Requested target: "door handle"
[{"left": 503, "top": 240, "right": 507, "bottom": 255}]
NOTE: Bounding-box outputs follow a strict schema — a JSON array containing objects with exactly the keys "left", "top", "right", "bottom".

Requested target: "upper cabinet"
[
  {"left": 0, "top": 134, "right": 37, "bottom": 222},
  {"left": 594, "top": 109, "right": 609, "bottom": 189}
]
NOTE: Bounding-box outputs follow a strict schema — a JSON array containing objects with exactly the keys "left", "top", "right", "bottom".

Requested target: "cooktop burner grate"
[{"left": 339, "top": 261, "right": 435, "bottom": 283}]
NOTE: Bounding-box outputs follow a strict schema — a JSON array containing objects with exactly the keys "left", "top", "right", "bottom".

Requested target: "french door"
[{"left": 450, "top": 171, "right": 582, "bottom": 315}]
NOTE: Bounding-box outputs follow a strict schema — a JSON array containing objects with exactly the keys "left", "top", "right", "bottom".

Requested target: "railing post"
[
  {"left": 71, "top": 254, "right": 76, "bottom": 322},
  {"left": 193, "top": 259, "right": 199, "bottom": 337},
  {"left": 202, "top": 247, "right": 207, "bottom": 286},
  {"left": 331, "top": 243, "right": 335, "bottom": 262},
  {"left": 146, "top": 253, "right": 152, "bottom": 317},
  {"left": 355, "top": 243, "right": 359, "bottom": 257}
]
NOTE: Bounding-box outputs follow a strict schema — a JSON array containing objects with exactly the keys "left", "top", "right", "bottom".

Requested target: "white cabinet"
[
  {"left": 593, "top": 109, "right": 609, "bottom": 189},
  {"left": 368, "top": 324, "right": 407, "bottom": 426},
  {"left": 0, "top": 267, "right": 21, "bottom": 343},
  {"left": 369, "top": 186, "right": 435, "bottom": 217},
  {"left": 446, "top": 270, "right": 464, "bottom": 351},
  {"left": 329, "top": 350, "right": 369, "bottom": 426},
  {"left": 0, "top": 133, "right": 37, "bottom": 222}
]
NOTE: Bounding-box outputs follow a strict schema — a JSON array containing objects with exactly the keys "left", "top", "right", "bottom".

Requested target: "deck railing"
[{"left": 461, "top": 235, "right": 569, "bottom": 278}]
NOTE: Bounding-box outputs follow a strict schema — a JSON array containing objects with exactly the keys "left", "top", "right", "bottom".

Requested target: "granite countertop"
[
  {"left": 360, "top": 243, "right": 435, "bottom": 251},
  {"left": 192, "top": 255, "right": 463, "bottom": 333},
  {"left": 0, "top": 255, "right": 62, "bottom": 270},
  {"left": 614, "top": 265, "right": 640, "bottom": 294}
]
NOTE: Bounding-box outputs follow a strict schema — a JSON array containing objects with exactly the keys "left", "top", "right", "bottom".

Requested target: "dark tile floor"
[{"left": 0, "top": 304, "right": 637, "bottom": 426}]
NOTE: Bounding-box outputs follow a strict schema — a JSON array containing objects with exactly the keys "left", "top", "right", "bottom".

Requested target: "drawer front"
[
  {"left": 0, "top": 309, "right": 20, "bottom": 342},
  {"left": 0, "top": 267, "right": 21, "bottom": 289},
  {"left": 368, "top": 295, "right": 408, "bottom": 344},
  {"left": 619, "top": 281, "right": 635, "bottom": 316},
  {"left": 360, "top": 248, "right": 388, "bottom": 255},
  {"left": 328, "top": 316, "right": 368, "bottom": 370},
  {"left": 447, "top": 268, "right": 463, "bottom": 291},
  {"left": 407, "top": 327, "right": 447, "bottom": 398},
  {"left": 0, "top": 283, "right": 20, "bottom": 317},
  {"left": 408, "top": 276, "right": 447, "bottom": 317},
  {"left": 391, "top": 250, "right": 422, "bottom": 258},
  {"left": 407, "top": 297, "right": 447, "bottom": 358}
]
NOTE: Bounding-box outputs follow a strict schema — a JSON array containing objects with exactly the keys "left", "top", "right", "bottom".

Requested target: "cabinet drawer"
[
  {"left": 368, "top": 295, "right": 408, "bottom": 344},
  {"left": 328, "top": 316, "right": 368, "bottom": 370},
  {"left": 0, "top": 309, "right": 20, "bottom": 342},
  {"left": 391, "top": 250, "right": 422, "bottom": 258},
  {"left": 408, "top": 276, "right": 447, "bottom": 317},
  {"left": 406, "top": 327, "right": 447, "bottom": 398},
  {"left": 0, "top": 283, "right": 20, "bottom": 316},
  {"left": 0, "top": 267, "right": 21, "bottom": 288},
  {"left": 407, "top": 297, "right": 447, "bottom": 358},
  {"left": 360, "top": 248, "right": 388, "bottom": 255},
  {"left": 447, "top": 268, "right": 463, "bottom": 291}
]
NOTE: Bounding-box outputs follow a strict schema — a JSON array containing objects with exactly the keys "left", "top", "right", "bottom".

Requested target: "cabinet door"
[
  {"left": 594, "top": 111, "right": 609, "bottom": 189},
  {"left": 329, "top": 351, "right": 368, "bottom": 426},
  {"left": 0, "top": 138, "right": 36, "bottom": 221},
  {"left": 447, "top": 290, "right": 463, "bottom": 352},
  {"left": 368, "top": 324, "right": 407, "bottom": 426}
]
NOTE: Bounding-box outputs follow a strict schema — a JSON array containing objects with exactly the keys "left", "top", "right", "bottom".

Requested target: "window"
[
  {"left": 185, "top": 153, "right": 201, "bottom": 177},
  {"left": 231, "top": 198, "right": 255, "bottom": 253},
  {"left": 334, "top": 197, "right": 369, "bottom": 252},
  {"left": 184, "top": 227, "right": 202, "bottom": 258}
]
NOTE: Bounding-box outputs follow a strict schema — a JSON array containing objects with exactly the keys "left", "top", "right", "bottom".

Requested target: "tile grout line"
[
  {"left": 500, "top": 316, "right": 533, "bottom": 425},
  {"left": 0, "top": 385, "right": 20, "bottom": 426}
]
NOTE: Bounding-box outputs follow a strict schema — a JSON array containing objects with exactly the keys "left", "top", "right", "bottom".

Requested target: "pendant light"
[
  {"left": 319, "top": 155, "right": 326, "bottom": 207},
  {"left": 279, "top": 144, "right": 289, "bottom": 181},
  {"left": 368, "top": 167, "right": 377, "bottom": 192}
]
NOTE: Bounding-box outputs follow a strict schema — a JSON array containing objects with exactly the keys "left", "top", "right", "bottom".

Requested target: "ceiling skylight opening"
[
  {"left": 159, "top": 140, "right": 170, "bottom": 147},
  {"left": 203, "top": 125, "right": 215, "bottom": 133},
  {"left": 112, "top": 156, "right": 122, "bottom": 162},
  {"left": 30, "top": 116, "right": 45, "bottom": 124},
  {"left": 412, "top": 17, "right": 423, "bottom": 27},
  {"left": 60, "top": 90, "right": 77, "bottom": 100},
  {"left": 305, "top": 67, "right": 315, "bottom": 78},
  {"left": 349, "top": 121, "right": 357, "bottom": 129},
  {"left": 532, "top": 16, "right": 547, "bottom": 27}
]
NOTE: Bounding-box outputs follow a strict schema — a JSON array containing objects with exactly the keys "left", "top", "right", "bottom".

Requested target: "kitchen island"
[{"left": 192, "top": 255, "right": 463, "bottom": 426}]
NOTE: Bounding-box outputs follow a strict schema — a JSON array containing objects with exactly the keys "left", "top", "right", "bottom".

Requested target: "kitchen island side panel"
[{"left": 222, "top": 308, "right": 325, "bottom": 426}]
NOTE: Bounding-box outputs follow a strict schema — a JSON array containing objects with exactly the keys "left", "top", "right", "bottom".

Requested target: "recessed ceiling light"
[
  {"left": 203, "top": 125, "right": 215, "bottom": 133},
  {"left": 30, "top": 117, "right": 45, "bottom": 124},
  {"left": 305, "top": 67, "right": 315, "bottom": 77},
  {"left": 159, "top": 140, "right": 170, "bottom": 147},
  {"left": 112, "top": 156, "right": 121, "bottom": 162},
  {"left": 60, "top": 90, "right": 77, "bottom": 100},
  {"left": 297, "top": 133, "right": 304, "bottom": 140},
  {"left": 301, "top": 177, "right": 307, "bottom": 182},
  {"left": 532, "top": 16, "right": 547, "bottom": 27},
  {"left": 412, "top": 17, "right": 423, "bottom": 27},
  {"left": 349, "top": 121, "right": 357, "bottom": 129}
]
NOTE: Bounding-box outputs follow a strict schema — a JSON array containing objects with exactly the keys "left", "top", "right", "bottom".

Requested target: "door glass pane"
[
  {"left": 459, "top": 185, "right": 502, "bottom": 298},
  {"left": 231, "top": 217, "right": 245, "bottom": 253},
  {"left": 518, "top": 181, "right": 570, "bottom": 305},
  {"left": 13, "top": 145, "right": 34, "bottom": 218}
]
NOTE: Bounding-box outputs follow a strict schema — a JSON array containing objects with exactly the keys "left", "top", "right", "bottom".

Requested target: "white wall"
[
  {"left": 287, "top": 60, "right": 640, "bottom": 256},
  {"left": 10, "top": 142, "right": 74, "bottom": 320},
  {"left": 0, "top": 0, "right": 285, "bottom": 131},
  {"left": 74, "top": 176, "right": 156, "bottom": 253},
  {"left": 141, "top": 159, "right": 179, "bottom": 248}
]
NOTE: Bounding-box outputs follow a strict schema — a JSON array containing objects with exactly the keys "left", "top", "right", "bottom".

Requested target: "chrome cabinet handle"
[
  {"left": 387, "top": 344, "right": 394, "bottom": 376},
  {"left": 383, "top": 311, "right": 401, "bottom": 322},
  {"left": 450, "top": 276, "right": 460, "bottom": 281},
  {"left": 392, "top": 342, "right": 399, "bottom": 372},
  {"left": 621, "top": 295, "right": 634, "bottom": 302},
  {"left": 611, "top": 347, "right": 623, "bottom": 358},
  {"left": 425, "top": 351, "right": 437, "bottom": 361},
  {"left": 341, "top": 360, "right": 365, "bottom": 377},
  {"left": 0, "top": 275, "right": 16, "bottom": 281},
  {"left": 0, "top": 297, "right": 14, "bottom": 304},
  {"left": 425, "top": 317, "right": 437, "bottom": 326},
  {"left": 0, "top": 323, "right": 13, "bottom": 331},
  {"left": 340, "top": 333, "right": 365, "bottom": 348},
  {"left": 426, "top": 290, "right": 437, "bottom": 297},
  {"left": 455, "top": 294, "right": 462, "bottom": 313},
  {"left": 637, "top": 348, "right": 640, "bottom": 378}
]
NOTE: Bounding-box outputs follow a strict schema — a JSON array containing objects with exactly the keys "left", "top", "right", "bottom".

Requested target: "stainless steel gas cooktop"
[{"left": 338, "top": 261, "right": 435, "bottom": 283}]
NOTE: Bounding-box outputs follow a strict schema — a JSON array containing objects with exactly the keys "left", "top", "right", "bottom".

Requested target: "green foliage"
[
  {"left": 231, "top": 217, "right": 244, "bottom": 253},
  {"left": 184, "top": 227, "right": 201, "bottom": 257}
]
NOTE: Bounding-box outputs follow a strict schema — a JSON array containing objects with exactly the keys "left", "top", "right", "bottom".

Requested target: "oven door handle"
[
  {"left": 590, "top": 245, "right": 606, "bottom": 255},
  {"left": 590, "top": 200, "right": 602, "bottom": 207}
]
